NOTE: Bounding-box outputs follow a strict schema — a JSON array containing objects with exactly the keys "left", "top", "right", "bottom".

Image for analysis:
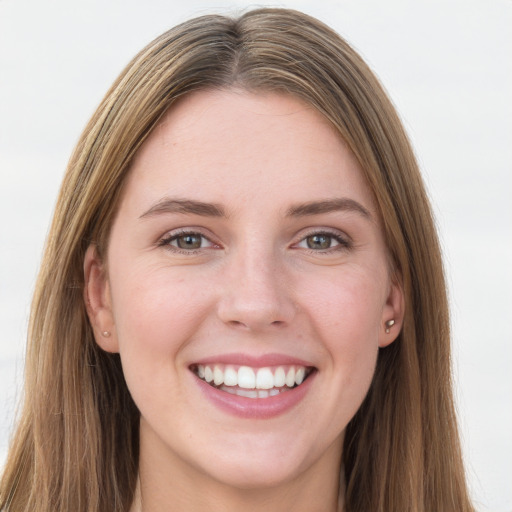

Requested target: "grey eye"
[
  {"left": 160, "top": 230, "right": 216, "bottom": 252},
  {"left": 305, "top": 234, "right": 334, "bottom": 250},
  {"left": 174, "top": 234, "right": 204, "bottom": 250}
]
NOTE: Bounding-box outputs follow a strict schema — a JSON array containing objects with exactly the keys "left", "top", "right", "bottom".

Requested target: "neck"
[{"left": 133, "top": 471, "right": 344, "bottom": 512}]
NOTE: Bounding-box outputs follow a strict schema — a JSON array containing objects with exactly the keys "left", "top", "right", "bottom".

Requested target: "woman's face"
[{"left": 86, "top": 90, "right": 402, "bottom": 491}]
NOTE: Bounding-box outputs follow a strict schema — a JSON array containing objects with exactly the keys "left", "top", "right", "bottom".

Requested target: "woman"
[{"left": 0, "top": 8, "right": 474, "bottom": 512}]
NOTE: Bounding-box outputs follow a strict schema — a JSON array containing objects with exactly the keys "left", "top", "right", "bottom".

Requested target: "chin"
[
  {"left": 204, "top": 458, "right": 307, "bottom": 491},
  {"left": 191, "top": 433, "right": 332, "bottom": 492}
]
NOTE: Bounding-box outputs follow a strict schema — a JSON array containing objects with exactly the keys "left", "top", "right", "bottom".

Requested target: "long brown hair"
[{"left": 1, "top": 8, "right": 473, "bottom": 511}]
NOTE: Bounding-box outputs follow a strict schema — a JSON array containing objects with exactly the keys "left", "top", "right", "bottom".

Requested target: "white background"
[{"left": 0, "top": 1, "right": 511, "bottom": 510}]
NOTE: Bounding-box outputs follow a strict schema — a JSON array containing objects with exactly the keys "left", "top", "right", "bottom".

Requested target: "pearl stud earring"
[
  {"left": 385, "top": 319, "right": 395, "bottom": 334},
  {"left": 102, "top": 331, "right": 111, "bottom": 337}
]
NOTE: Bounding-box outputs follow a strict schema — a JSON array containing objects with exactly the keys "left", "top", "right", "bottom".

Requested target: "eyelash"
[{"left": 158, "top": 229, "right": 352, "bottom": 254}]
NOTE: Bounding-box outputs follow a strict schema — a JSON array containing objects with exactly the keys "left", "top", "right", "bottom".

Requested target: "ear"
[
  {"left": 83, "top": 244, "right": 119, "bottom": 353},
  {"left": 378, "top": 275, "right": 405, "bottom": 348}
]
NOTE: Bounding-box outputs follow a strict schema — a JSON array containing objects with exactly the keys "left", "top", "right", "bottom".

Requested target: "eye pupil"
[
  {"left": 177, "top": 234, "right": 202, "bottom": 249},
  {"left": 307, "top": 234, "right": 331, "bottom": 250}
]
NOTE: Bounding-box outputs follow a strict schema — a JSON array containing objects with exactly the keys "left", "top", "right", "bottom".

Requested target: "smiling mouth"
[{"left": 191, "top": 364, "right": 315, "bottom": 399}]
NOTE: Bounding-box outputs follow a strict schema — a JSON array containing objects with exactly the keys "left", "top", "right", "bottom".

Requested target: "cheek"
[
  {"left": 303, "top": 268, "right": 385, "bottom": 346},
  {"left": 107, "top": 264, "right": 214, "bottom": 412},
  {"left": 293, "top": 270, "right": 384, "bottom": 439},
  {"left": 301, "top": 267, "right": 384, "bottom": 391},
  {"left": 109, "top": 263, "right": 212, "bottom": 357}
]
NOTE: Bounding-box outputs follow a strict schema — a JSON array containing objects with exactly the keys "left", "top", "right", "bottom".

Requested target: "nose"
[{"left": 216, "top": 248, "right": 297, "bottom": 331}]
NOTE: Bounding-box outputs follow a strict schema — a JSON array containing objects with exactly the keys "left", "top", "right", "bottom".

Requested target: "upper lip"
[{"left": 190, "top": 352, "right": 315, "bottom": 369}]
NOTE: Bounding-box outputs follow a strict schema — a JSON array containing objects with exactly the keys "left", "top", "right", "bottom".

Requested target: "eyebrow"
[
  {"left": 139, "top": 197, "right": 372, "bottom": 221},
  {"left": 286, "top": 198, "right": 372, "bottom": 220},
  {"left": 139, "top": 198, "right": 226, "bottom": 219}
]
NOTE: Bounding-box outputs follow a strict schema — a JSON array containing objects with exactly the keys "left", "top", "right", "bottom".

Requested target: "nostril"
[
  {"left": 228, "top": 319, "right": 249, "bottom": 328},
  {"left": 227, "top": 319, "right": 286, "bottom": 329}
]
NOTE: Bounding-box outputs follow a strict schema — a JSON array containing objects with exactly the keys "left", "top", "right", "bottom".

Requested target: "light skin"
[{"left": 85, "top": 89, "right": 403, "bottom": 511}]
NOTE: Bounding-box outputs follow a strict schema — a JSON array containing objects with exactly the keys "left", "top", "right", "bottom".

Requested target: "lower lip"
[{"left": 194, "top": 372, "right": 316, "bottom": 419}]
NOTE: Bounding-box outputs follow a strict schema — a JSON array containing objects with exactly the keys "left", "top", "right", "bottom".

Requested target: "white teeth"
[
  {"left": 238, "top": 366, "right": 256, "bottom": 389},
  {"left": 224, "top": 365, "right": 238, "bottom": 386},
  {"left": 274, "top": 367, "right": 286, "bottom": 387},
  {"left": 195, "top": 363, "right": 311, "bottom": 395},
  {"left": 221, "top": 386, "right": 236, "bottom": 395},
  {"left": 237, "top": 388, "right": 258, "bottom": 399},
  {"left": 213, "top": 365, "right": 224, "bottom": 386},
  {"left": 204, "top": 366, "right": 214, "bottom": 383},
  {"left": 219, "top": 385, "right": 287, "bottom": 399},
  {"left": 256, "top": 367, "right": 274, "bottom": 389},
  {"left": 285, "top": 367, "right": 296, "bottom": 387}
]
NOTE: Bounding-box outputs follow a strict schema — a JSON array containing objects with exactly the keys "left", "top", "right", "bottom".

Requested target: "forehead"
[{"left": 122, "top": 89, "right": 375, "bottom": 216}]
